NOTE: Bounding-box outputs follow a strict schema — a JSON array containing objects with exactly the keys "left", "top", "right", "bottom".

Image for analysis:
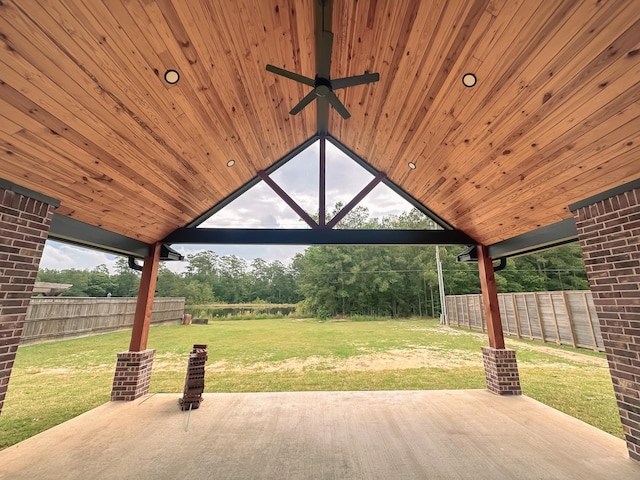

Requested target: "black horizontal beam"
[
  {"left": 164, "top": 228, "right": 475, "bottom": 245},
  {"left": 49, "top": 215, "right": 184, "bottom": 260},
  {"left": 49, "top": 214, "right": 151, "bottom": 258},
  {"left": 487, "top": 219, "right": 578, "bottom": 259}
]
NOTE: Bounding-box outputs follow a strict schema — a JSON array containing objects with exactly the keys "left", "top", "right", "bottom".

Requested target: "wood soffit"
[{"left": 0, "top": 0, "right": 638, "bottom": 246}]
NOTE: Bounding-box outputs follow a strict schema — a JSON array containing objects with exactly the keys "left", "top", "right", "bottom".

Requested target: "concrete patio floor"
[{"left": 1, "top": 390, "right": 638, "bottom": 479}]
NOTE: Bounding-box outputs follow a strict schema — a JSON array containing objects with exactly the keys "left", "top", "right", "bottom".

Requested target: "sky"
[{"left": 39, "top": 140, "right": 417, "bottom": 273}]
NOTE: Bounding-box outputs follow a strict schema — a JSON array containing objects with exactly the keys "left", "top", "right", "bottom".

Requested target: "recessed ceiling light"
[
  {"left": 408, "top": 162, "right": 416, "bottom": 170},
  {"left": 462, "top": 73, "right": 477, "bottom": 88},
  {"left": 164, "top": 69, "right": 180, "bottom": 85},
  {"left": 226, "top": 159, "right": 235, "bottom": 167}
]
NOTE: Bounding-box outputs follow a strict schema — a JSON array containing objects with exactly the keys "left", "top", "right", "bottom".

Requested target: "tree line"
[{"left": 37, "top": 207, "right": 589, "bottom": 317}]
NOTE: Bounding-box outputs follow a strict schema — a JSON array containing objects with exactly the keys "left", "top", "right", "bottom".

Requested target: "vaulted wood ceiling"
[{"left": 1, "top": 0, "right": 639, "bottom": 249}]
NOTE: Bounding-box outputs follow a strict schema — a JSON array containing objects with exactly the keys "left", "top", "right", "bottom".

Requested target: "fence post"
[
  {"left": 523, "top": 294, "right": 534, "bottom": 339},
  {"left": 499, "top": 295, "right": 510, "bottom": 336},
  {"left": 582, "top": 292, "right": 599, "bottom": 352},
  {"left": 511, "top": 294, "right": 522, "bottom": 339},
  {"left": 533, "top": 293, "right": 545, "bottom": 342},
  {"left": 549, "top": 293, "right": 561, "bottom": 344},
  {"left": 562, "top": 291, "right": 578, "bottom": 348}
]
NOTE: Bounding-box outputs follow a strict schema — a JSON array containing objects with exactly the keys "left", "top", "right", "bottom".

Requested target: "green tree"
[
  {"left": 156, "top": 264, "right": 186, "bottom": 298},
  {"left": 111, "top": 257, "right": 140, "bottom": 297},
  {"left": 85, "top": 264, "right": 115, "bottom": 297}
]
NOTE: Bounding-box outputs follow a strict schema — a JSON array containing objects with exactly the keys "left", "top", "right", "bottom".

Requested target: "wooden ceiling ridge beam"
[{"left": 315, "top": 0, "right": 332, "bottom": 135}]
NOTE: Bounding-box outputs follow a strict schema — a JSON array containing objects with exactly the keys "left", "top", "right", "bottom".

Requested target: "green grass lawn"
[{"left": 0, "top": 318, "right": 622, "bottom": 449}]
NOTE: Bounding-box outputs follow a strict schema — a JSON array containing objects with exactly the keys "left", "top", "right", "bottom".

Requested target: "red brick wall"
[
  {"left": 573, "top": 187, "right": 640, "bottom": 461},
  {"left": 0, "top": 188, "right": 55, "bottom": 414}
]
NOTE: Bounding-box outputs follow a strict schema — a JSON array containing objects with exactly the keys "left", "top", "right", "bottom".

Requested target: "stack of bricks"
[
  {"left": 111, "top": 350, "right": 155, "bottom": 401},
  {"left": 572, "top": 186, "right": 640, "bottom": 461},
  {"left": 481, "top": 346, "right": 522, "bottom": 395},
  {"left": 0, "top": 188, "right": 55, "bottom": 415},
  {"left": 179, "top": 344, "right": 208, "bottom": 410}
]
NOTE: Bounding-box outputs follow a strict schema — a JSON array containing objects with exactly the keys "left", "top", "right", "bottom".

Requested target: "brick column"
[
  {"left": 111, "top": 243, "right": 160, "bottom": 401},
  {"left": 111, "top": 350, "right": 155, "bottom": 401},
  {"left": 0, "top": 187, "right": 56, "bottom": 415},
  {"left": 572, "top": 184, "right": 640, "bottom": 461},
  {"left": 482, "top": 347, "right": 522, "bottom": 395}
]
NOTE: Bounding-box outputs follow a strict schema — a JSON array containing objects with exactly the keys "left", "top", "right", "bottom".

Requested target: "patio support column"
[
  {"left": 478, "top": 244, "right": 522, "bottom": 395},
  {"left": 111, "top": 242, "right": 160, "bottom": 401},
  {"left": 571, "top": 184, "right": 640, "bottom": 462},
  {"left": 0, "top": 185, "right": 56, "bottom": 415}
]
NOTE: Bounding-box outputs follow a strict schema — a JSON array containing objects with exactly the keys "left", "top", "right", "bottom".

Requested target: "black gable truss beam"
[{"left": 163, "top": 228, "right": 474, "bottom": 245}]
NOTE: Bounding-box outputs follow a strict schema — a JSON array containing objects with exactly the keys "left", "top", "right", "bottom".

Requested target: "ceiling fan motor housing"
[{"left": 314, "top": 77, "right": 332, "bottom": 97}]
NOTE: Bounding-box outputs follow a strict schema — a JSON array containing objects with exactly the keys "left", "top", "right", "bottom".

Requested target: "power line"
[{"left": 297, "top": 268, "right": 586, "bottom": 275}]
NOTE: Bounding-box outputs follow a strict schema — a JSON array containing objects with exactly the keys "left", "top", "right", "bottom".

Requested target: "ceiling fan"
[{"left": 266, "top": 30, "right": 379, "bottom": 119}]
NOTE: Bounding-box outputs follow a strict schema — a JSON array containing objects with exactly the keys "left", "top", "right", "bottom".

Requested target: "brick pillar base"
[
  {"left": 111, "top": 350, "right": 155, "bottom": 401},
  {"left": 482, "top": 347, "right": 522, "bottom": 395}
]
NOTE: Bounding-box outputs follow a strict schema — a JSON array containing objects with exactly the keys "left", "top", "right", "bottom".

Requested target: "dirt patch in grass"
[
  {"left": 152, "top": 326, "right": 606, "bottom": 374},
  {"left": 202, "top": 347, "right": 484, "bottom": 373},
  {"left": 152, "top": 346, "right": 484, "bottom": 374},
  {"left": 438, "top": 325, "right": 607, "bottom": 367},
  {"left": 506, "top": 340, "right": 607, "bottom": 367}
]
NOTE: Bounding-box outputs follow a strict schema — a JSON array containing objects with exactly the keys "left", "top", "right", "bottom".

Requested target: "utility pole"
[{"left": 436, "top": 246, "right": 447, "bottom": 325}]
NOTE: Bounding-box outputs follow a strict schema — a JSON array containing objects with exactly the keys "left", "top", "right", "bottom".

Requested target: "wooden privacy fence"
[
  {"left": 21, "top": 297, "right": 185, "bottom": 344},
  {"left": 445, "top": 291, "right": 604, "bottom": 352}
]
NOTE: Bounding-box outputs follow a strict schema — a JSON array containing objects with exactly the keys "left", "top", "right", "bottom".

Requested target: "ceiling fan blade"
[
  {"left": 266, "top": 65, "right": 315, "bottom": 87},
  {"left": 289, "top": 90, "right": 317, "bottom": 115},
  {"left": 326, "top": 91, "right": 350, "bottom": 119},
  {"left": 332, "top": 72, "right": 380, "bottom": 90},
  {"left": 317, "top": 31, "right": 333, "bottom": 79}
]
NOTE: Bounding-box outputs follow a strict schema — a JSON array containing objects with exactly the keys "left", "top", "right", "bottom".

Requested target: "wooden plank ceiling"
[{"left": 0, "top": 0, "right": 638, "bottom": 246}]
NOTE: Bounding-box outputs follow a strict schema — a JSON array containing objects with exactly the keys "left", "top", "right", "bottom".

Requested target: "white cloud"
[{"left": 41, "top": 241, "right": 118, "bottom": 272}]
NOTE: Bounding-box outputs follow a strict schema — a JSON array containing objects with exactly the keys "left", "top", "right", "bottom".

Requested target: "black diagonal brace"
[
  {"left": 326, "top": 171, "right": 386, "bottom": 228},
  {"left": 257, "top": 170, "right": 319, "bottom": 229}
]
